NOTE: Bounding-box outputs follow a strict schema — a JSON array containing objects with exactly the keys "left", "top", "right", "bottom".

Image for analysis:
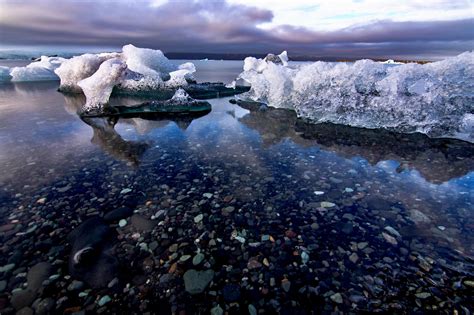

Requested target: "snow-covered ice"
[{"left": 236, "top": 51, "right": 474, "bottom": 141}]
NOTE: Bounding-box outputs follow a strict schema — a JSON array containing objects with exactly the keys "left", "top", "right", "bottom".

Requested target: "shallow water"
[{"left": 0, "top": 62, "right": 473, "bottom": 314}]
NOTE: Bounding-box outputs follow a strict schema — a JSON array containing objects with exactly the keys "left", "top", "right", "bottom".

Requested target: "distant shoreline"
[{"left": 0, "top": 51, "right": 433, "bottom": 64}]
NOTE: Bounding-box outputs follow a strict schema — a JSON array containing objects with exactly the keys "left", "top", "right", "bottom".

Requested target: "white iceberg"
[
  {"left": 236, "top": 51, "right": 474, "bottom": 141},
  {"left": 54, "top": 44, "right": 196, "bottom": 107},
  {"left": 78, "top": 58, "right": 128, "bottom": 110},
  {"left": 8, "top": 56, "right": 65, "bottom": 82}
]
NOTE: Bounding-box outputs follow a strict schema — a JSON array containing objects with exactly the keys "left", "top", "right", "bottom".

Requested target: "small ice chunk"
[
  {"left": 170, "top": 88, "right": 193, "bottom": 103},
  {"left": 10, "top": 56, "right": 65, "bottom": 82},
  {"left": 166, "top": 67, "right": 195, "bottom": 87},
  {"left": 225, "top": 80, "right": 236, "bottom": 89}
]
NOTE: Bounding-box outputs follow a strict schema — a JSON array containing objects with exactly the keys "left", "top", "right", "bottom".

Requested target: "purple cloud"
[{"left": 0, "top": 0, "right": 472, "bottom": 59}]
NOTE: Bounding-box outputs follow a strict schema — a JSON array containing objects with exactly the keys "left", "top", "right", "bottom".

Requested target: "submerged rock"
[
  {"left": 68, "top": 217, "right": 118, "bottom": 288},
  {"left": 183, "top": 269, "right": 214, "bottom": 294}
]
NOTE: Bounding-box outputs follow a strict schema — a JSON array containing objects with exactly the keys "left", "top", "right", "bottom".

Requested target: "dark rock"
[
  {"left": 130, "top": 214, "right": 156, "bottom": 232},
  {"left": 16, "top": 307, "right": 34, "bottom": 315},
  {"left": 33, "top": 298, "right": 55, "bottom": 315},
  {"left": 68, "top": 217, "right": 118, "bottom": 288},
  {"left": 10, "top": 289, "right": 36, "bottom": 310},
  {"left": 27, "top": 262, "right": 52, "bottom": 292},
  {"left": 103, "top": 207, "right": 134, "bottom": 222},
  {"left": 183, "top": 269, "right": 214, "bottom": 294}
]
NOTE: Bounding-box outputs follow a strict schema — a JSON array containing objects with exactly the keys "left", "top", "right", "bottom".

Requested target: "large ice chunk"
[
  {"left": 55, "top": 54, "right": 114, "bottom": 92},
  {"left": 122, "top": 44, "right": 175, "bottom": 80},
  {"left": 77, "top": 58, "right": 128, "bottom": 110},
  {"left": 237, "top": 51, "right": 474, "bottom": 141}
]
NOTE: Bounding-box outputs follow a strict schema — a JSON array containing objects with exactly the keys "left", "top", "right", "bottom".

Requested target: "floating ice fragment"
[{"left": 314, "top": 191, "right": 325, "bottom": 195}]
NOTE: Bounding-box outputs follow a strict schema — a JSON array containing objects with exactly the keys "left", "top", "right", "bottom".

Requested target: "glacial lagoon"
[{"left": 0, "top": 59, "right": 473, "bottom": 314}]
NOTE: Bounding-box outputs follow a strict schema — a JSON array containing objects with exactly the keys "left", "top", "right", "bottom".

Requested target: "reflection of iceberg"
[
  {"left": 81, "top": 117, "right": 150, "bottom": 167},
  {"left": 233, "top": 100, "right": 474, "bottom": 184},
  {"left": 236, "top": 52, "right": 474, "bottom": 141},
  {"left": 62, "top": 92, "right": 209, "bottom": 165}
]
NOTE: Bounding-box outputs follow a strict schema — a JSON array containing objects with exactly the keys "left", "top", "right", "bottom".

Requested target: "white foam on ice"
[
  {"left": 78, "top": 58, "right": 128, "bottom": 110},
  {"left": 236, "top": 51, "right": 474, "bottom": 141}
]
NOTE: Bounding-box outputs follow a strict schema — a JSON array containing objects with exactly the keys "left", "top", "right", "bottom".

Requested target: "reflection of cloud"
[{"left": 0, "top": 0, "right": 472, "bottom": 59}]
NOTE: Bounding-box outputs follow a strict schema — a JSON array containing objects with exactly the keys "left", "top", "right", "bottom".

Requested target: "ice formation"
[
  {"left": 78, "top": 58, "right": 128, "bottom": 109},
  {"left": 0, "top": 45, "right": 196, "bottom": 110},
  {"left": 170, "top": 88, "right": 194, "bottom": 103},
  {"left": 55, "top": 53, "right": 116, "bottom": 92},
  {"left": 57, "top": 45, "right": 196, "bottom": 108},
  {"left": 236, "top": 51, "right": 474, "bottom": 141},
  {"left": 7, "top": 56, "right": 65, "bottom": 82}
]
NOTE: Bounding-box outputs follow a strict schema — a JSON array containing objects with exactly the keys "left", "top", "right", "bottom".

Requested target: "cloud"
[{"left": 0, "top": 0, "right": 472, "bottom": 59}]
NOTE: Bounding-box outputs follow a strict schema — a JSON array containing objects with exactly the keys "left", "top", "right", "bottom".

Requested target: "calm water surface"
[{"left": 0, "top": 61, "right": 473, "bottom": 314}]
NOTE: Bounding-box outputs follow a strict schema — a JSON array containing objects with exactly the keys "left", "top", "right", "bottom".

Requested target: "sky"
[{"left": 0, "top": 0, "right": 473, "bottom": 59}]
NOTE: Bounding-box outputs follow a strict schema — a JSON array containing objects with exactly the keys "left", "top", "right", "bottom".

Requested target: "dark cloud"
[{"left": 0, "top": 0, "right": 472, "bottom": 59}]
